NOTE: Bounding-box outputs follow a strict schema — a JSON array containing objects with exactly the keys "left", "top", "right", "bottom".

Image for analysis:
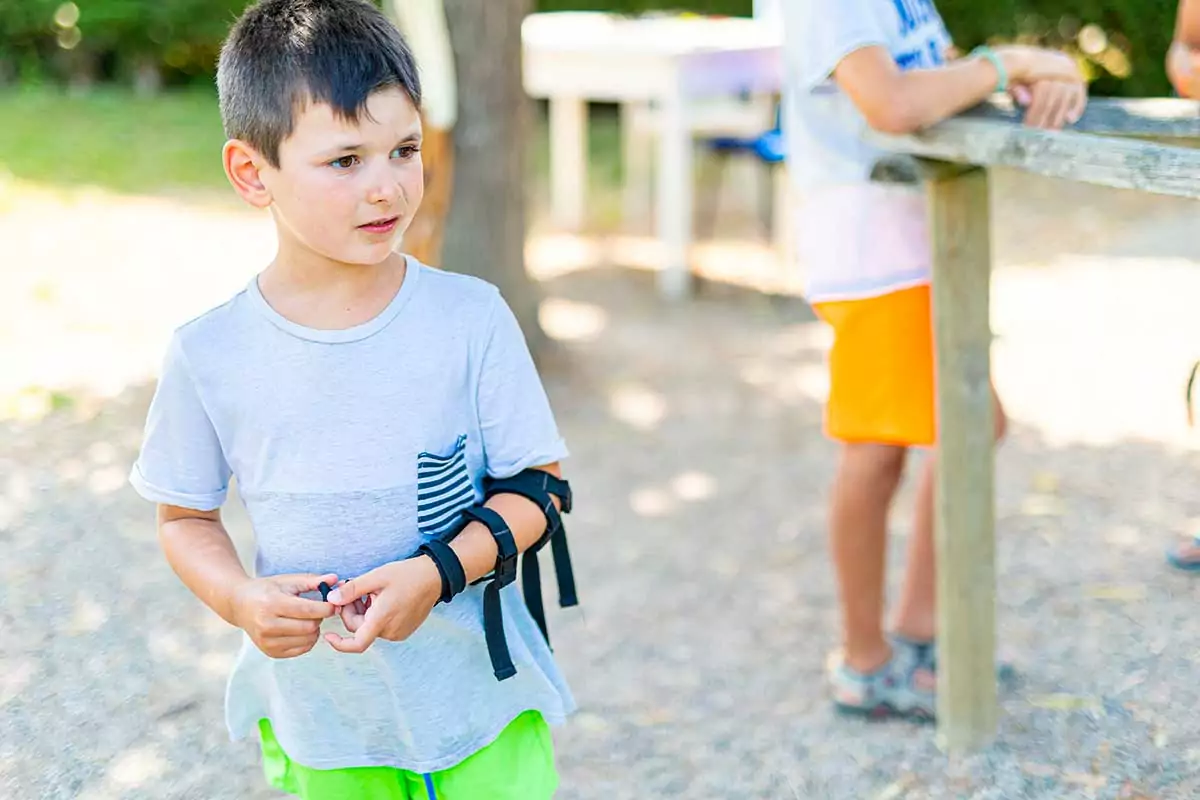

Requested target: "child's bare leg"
[
  {"left": 891, "top": 385, "right": 1008, "bottom": 642},
  {"left": 891, "top": 452, "right": 938, "bottom": 642},
  {"left": 830, "top": 441, "right": 907, "bottom": 673}
]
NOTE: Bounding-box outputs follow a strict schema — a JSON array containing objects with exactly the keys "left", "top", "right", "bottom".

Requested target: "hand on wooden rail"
[
  {"left": 993, "top": 45, "right": 1082, "bottom": 87},
  {"left": 989, "top": 46, "right": 1088, "bottom": 130},
  {"left": 1010, "top": 81, "right": 1088, "bottom": 130}
]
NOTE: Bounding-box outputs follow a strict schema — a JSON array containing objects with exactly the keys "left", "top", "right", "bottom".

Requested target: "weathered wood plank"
[
  {"left": 962, "top": 95, "right": 1200, "bottom": 139},
  {"left": 927, "top": 165, "right": 998, "bottom": 753},
  {"left": 868, "top": 119, "right": 1200, "bottom": 199}
]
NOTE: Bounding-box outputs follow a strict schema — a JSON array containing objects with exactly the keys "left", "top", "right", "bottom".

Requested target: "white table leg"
[
  {"left": 549, "top": 95, "right": 587, "bottom": 231},
  {"left": 621, "top": 100, "right": 655, "bottom": 232},
  {"left": 772, "top": 164, "right": 792, "bottom": 263},
  {"left": 656, "top": 86, "right": 693, "bottom": 300}
]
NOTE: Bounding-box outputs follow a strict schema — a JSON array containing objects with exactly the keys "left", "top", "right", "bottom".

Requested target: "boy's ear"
[{"left": 223, "top": 139, "right": 273, "bottom": 209}]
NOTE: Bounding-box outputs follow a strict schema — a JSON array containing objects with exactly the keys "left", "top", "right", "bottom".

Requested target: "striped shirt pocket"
[{"left": 417, "top": 434, "right": 475, "bottom": 539}]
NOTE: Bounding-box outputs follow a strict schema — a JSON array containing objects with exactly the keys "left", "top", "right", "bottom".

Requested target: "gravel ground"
[{"left": 5, "top": 170, "right": 1200, "bottom": 799}]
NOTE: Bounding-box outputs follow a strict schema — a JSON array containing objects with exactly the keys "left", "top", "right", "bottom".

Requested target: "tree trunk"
[{"left": 441, "top": 0, "right": 545, "bottom": 353}]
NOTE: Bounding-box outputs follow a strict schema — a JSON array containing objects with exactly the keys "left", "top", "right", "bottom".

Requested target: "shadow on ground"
[{"left": 5, "top": 265, "right": 1200, "bottom": 799}]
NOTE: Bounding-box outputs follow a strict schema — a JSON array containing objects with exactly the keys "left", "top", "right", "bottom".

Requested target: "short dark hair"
[{"left": 217, "top": 0, "right": 422, "bottom": 167}]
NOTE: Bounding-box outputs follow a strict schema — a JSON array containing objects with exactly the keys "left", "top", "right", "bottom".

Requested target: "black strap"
[
  {"left": 549, "top": 524, "right": 578, "bottom": 608},
  {"left": 483, "top": 471, "right": 580, "bottom": 648},
  {"left": 484, "top": 472, "right": 572, "bottom": 543},
  {"left": 417, "top": 540, "right": 466, "bottom": 604},
  {"left": 522, "top": 547, "right": 548, "bottom": 643},
  {"left": 482, "top": 582, "right": 516, "bottom": 681},
  {"left": 462, "top": 507, "right": 518, "bottom": 587},
  {"left": 461, "top": 506, "right": 518, "bottom": 680}
]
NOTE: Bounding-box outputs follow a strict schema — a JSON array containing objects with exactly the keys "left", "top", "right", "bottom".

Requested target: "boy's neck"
[{"left": 258, "top": 249, "right": 409, "bottom": 332}]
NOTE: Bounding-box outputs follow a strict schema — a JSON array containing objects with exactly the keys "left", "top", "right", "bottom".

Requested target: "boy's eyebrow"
[{"left": 319, "top": 128, "right": 423, "bottom": 157}]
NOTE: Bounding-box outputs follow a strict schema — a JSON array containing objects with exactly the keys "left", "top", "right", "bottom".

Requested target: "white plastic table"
[{"left": 522, "top": 12, "right": 783, "bottom": 299}]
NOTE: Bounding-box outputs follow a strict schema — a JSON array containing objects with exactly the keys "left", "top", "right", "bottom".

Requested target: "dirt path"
[{"left": 5, "top": 171, "right": 1200, "bottom": 798}]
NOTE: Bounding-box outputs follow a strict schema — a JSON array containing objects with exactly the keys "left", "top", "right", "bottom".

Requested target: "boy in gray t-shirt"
[{"left": 129, "top": 1, "right": 575, "bottom": 796}]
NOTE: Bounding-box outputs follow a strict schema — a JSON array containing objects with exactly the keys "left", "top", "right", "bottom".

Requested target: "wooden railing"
[{"left": 867, "top": 97, "right": 1200, "bottom": 753}]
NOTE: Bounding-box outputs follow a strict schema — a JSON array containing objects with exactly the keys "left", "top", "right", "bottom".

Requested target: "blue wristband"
[{"left": 971, "top": 46, "right": 1008, "bottom": 94}]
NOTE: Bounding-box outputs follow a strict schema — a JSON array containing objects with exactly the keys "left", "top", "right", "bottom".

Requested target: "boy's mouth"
[{"left": 358, "top": 215, "right": 400, "bottom": 234}]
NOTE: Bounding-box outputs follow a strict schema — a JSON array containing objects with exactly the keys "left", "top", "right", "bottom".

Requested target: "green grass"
[
  {"left": 0, "top": 86, "right": 230, "bottom": 196},
  {"left": 0, "top": 87, "right": 628, "bottom": 220}
]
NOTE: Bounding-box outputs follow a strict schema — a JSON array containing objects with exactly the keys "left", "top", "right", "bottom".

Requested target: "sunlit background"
[{"left": 6, "top": 1, "right": 1200, "bottom": 798}]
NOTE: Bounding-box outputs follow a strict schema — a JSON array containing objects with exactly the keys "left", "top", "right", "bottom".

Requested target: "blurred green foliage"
[
  {"left": 537, "top": 0, "right": 748, "bottom": 12},
  {"left": 936, "top": 0, "right": 1177, "bottom": 96},
  {"left": 0, "top": 0, "right": 249, "bottom": 87},
  {"left": 0, "top": 0, "right": 1179, "bottom": 96}
]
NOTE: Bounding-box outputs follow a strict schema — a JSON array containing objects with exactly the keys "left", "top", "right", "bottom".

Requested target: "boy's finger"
[
  {"left": 1056, "top": 87, "right": 1077, "bottom": 128},
  {"left": 274, "top": 637, "right": 321, "bottom": 659},
  {"left": 339, "top": 602, "right": 366, "bottom": 633},
  {"left": 1022, "top": 92, "right": 1044, "bottom": 127},
  {"left": 324, "top": 620, "right": 380, "bottom": 654},
  {"left": 1067, "top": 87, "right": 1087, "bottom": 124},
  {"left": 273, "top": 634, "right": 320, "bottom": 651},
  {"left": 276, "top": 594, "right": 337, "bottom": 620},
  {"left": 1041, "top": 88, "right": 1068, "bottom": 130},
  {"left": 275, "top": 572, "right": 339, "bottom": 596},
  {"left": 327, "top": 571, "right": 381, "bottom": 605},
  {"left": 264, "top": 617, "right": 323, "bottom": 637},
  {"left": 1027, "top": 87, "right": 1060, "bottom": 129}
]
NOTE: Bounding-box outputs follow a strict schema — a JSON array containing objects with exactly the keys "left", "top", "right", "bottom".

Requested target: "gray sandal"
[
  {"left": 830, "top": 645, "right": 937, "bottom": 722},
  {"left": 890, "top": 634, "right": 1018, "bottom": 684}
]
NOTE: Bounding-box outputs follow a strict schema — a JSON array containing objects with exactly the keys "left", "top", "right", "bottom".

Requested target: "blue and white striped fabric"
[{"left": 417, "top": 433, "right": 474, "bottom": 539}]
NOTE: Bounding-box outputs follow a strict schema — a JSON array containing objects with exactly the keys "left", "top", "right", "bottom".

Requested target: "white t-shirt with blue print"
[
  {"left": 783, "top": 0, "right": 954, "bottom": 303},
  {"left": 129, "top": 257, "right": 575, "bottom": 772}
]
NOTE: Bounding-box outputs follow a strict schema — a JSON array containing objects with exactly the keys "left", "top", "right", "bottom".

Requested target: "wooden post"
[
  {"left": 862, "top": 97, "right": 1200, "bottom": 754},
  {"left": 924, "top": 162, "right": 997, "bottom": 752}
]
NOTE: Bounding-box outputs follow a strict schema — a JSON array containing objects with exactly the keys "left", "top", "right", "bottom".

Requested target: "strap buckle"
[{"left": 462, "top": 506, "right": 517, "bottom": 588}]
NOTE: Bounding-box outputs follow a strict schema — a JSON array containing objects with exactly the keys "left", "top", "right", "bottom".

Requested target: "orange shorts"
[{"left": 812, "top": 284, "right": 936, "bottom": 447}]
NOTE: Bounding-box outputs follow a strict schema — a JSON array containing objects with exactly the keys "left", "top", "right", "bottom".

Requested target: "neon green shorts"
[{"left": 258, "top": 711, "right": 558, "bottom": 799}]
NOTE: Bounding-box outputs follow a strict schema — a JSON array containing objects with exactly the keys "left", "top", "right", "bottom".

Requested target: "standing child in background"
[
  {"left": 1166, "top": 0, "right": 1200, "bottom": 571},
  {"left": 781, "top": 0, "right": 1087, "bottom": 719},
  {"left": 1169, "top": 0, "right": 1200, "bottom": 101},
  {"left": 128, "top": 1, "right": 576, "bottom": 796}
]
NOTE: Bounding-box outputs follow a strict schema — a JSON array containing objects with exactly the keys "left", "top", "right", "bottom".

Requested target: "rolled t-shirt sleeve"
[
  {"left": 475, "top": 291, "right": 569, "bottom": 479},
  {"left": 129, "top": 334, "right": 232, "bottom": 510},
  {"left": 785, "top": 0, "right": 893, "bottom": 89}
]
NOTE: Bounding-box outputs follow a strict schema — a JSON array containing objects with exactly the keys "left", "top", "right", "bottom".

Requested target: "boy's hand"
[
  {"left": 231, "top": 572, "right": 339, "bottom": 659},
  {"left": 1168, "top": 41, "right": 1200, "bottom": 98},
  {"left": 995, "top": 45, "right": 1082, "bottom": 86},
  {"left": 1011, "top": 80, "right": 1088, "bottom": 130},
  {"left": 324, "top": 556, "right": 442, "bottom": 654}
]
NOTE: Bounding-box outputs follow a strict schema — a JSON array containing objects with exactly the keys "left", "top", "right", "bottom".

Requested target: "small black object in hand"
[{"left": 318, "top": 581, "right": 333, "bottom": 602}]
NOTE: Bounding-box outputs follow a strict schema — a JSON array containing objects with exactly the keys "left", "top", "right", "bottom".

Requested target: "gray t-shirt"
[
  {"left": 782, "top": 0, "right": 952, "bottom": 302},
  {"left": 130, "top": 258, "right": 575, "bottom": 772}
]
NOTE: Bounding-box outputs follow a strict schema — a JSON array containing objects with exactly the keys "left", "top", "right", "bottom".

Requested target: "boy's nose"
[
  {"left": 367, "top": 183, "right": 401, "bottom": 206},
  {"left": 366, "top": 168, "right": 402, "bottom": 206}
]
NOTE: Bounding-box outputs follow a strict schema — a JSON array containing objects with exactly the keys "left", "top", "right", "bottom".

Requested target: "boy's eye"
[
  {"left": 391, "top": 145, "right": 420, "bottom": 160},
  {"left": 330, "top": 155, "right": 359, "bottom": 169}
]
